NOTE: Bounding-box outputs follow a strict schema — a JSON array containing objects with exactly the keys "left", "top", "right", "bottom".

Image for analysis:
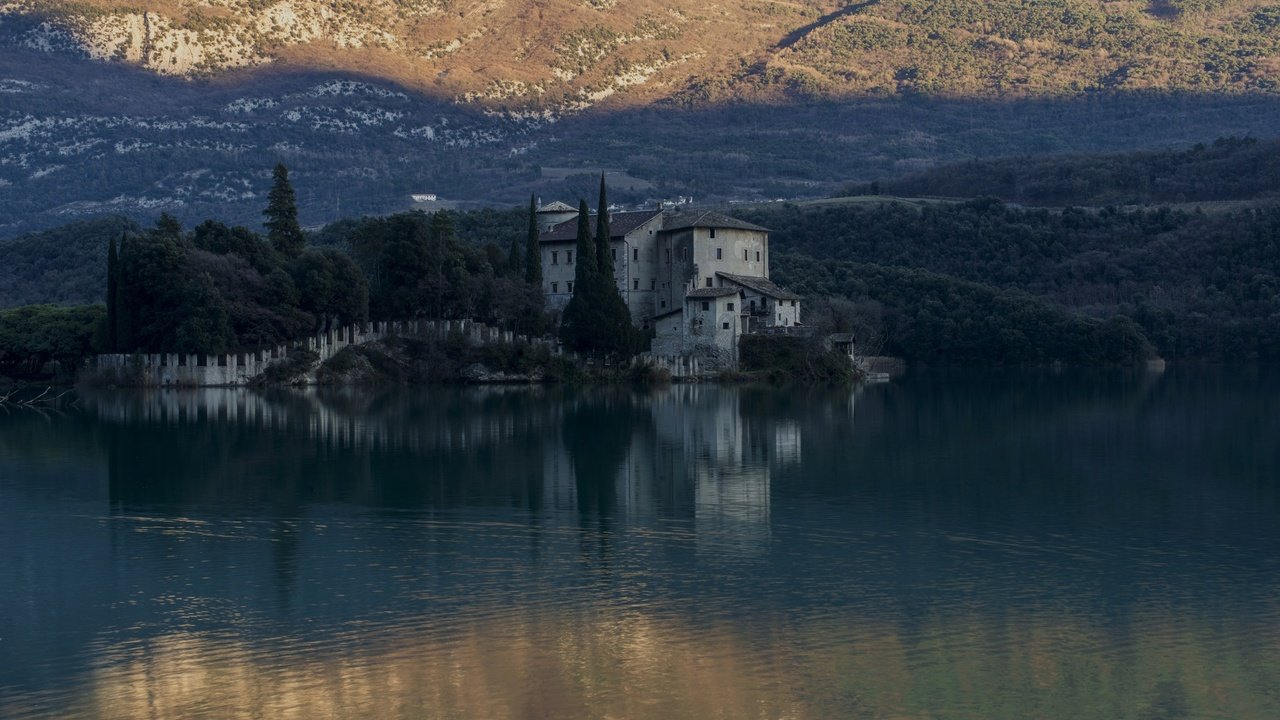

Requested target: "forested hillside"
[
  {"left": 744, "top": 199, "right": 1280, "bottom": 360},
  {"left": 9, "top": 193, "right": 1278, "bottom": 363},
  {"left": 848, "top": 136, "right": 1280, "bottom": 206},
  {"left": 0, "top": 217, "right": 136, "bottom": 307},
  {"left": 774, "top": 255, "right": 1154, "bottom": 365}
]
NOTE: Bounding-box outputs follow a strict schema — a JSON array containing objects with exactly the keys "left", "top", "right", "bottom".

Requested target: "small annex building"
[{"left": 537, "top": 203, "right": 804, "bottom": 367}]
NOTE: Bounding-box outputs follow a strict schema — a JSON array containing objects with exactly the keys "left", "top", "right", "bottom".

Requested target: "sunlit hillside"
[{"left": 5, "top": 0, "right": 1280, "bottom": 109}]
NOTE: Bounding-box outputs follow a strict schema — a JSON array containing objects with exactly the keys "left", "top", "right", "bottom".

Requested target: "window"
[
  {"left": 791, "top": 300, "right": 796, "bottom": 307},
  {"left": 722, "top": 322, "right": 730, "bottom": 330},
  {"left": 666, "top": 249, "right": 671, "bottom": 262},
  {"left": 633, "top": 248, "right": 639, "bottom": 261},
  {"left": 705, "top": 277, "right": 713, "bottom": 287},
  {"left": 551, "top": 251, "right": 558, "bottom": 265},
  {"left": 701, "top": 302, "right": 710, "bottom": 311},
  {"left": 633, "top": 279, "right": 639, "bottom": 290},
  {"left": 611, "top": 248, "right": 617, "bottom": 261},
  {"left": 744, "top": 249, "right": 748, "bottom": 261},
  {"left": 709, "top": 228, "right": 717, "bottom": 239},
  {"left": 661, "top": 300, "right": 667, "bottom": 308},
  {"left": 756, "top": 252, "right": 761, "bottom": 262},
  {"left": 727, "top": 302, "right": 734, "bottom": 311},
  {"left": 716, "top": 248, "right": 722, "bottom": 260},
  {"left": 552, "top": 282, "right": 559, "bottom": 293},
  {"left": 650, "top": 279, "right": 656, "bottom": 290},
  {"left": 567, "top": 281, "right": 574, "bottom": 293},
  {"left": 567, "top": 250, "right": 573, "bottom": 264}
]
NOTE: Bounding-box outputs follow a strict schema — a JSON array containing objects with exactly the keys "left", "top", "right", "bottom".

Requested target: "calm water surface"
[{"left": 1, "top": 369, "right": 1278, "bottom": 719}]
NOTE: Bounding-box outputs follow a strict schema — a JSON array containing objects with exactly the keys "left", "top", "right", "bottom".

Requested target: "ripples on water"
[{"left": 1, "top": 369, "right": 1278, "bottom": 719}]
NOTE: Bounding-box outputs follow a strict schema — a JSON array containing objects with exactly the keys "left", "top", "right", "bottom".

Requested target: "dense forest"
[
  {"left": 846, "top": 136, "right": 1280, "bottom": 207},
  {"left": 743, "top": 198, "right": 1280, "bottom": 360},
  {"left": 84, "top": 165, "right": 548, "bottom": 362},
  {"left": 7, "top": 146, "right": 1280, "bottom": 370},
  {"left": 774, "top": 255, "right": 1153, "bottom": 365}
]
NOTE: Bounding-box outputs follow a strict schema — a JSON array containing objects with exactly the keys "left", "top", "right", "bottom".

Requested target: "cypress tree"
[
  {"left": 559, "top": 200, "right": 594, "bottom": 351},
  {"left": 524, "top": 194, "right": 542, "bottom": 284},
  {"left": 560, "top": 197, "right": 638, "bottom": 359},
  {"left": 106, "top": 234, "right": 119, "bottom": 352},
  {"left": 508, "top": 231, "right": 522, "bottom": 277},
  {"left": 115, "top": 233, "right": 134, "bottom": 352},
  {"left": 595, "top": 174, "right": 612, "bottom": 277},
  {"left": 265, "top": 162, "right": 305, "bottom": 257},
  {"left": 573, "top": 198, "right": 596, "bottom": 286}
]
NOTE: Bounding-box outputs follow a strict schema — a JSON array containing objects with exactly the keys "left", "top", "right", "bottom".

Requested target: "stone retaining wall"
[{"left": 90, "top": 320, "right": 564, "bottom": 387}]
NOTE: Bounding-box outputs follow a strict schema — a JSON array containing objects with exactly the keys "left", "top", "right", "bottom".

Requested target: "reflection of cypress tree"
[{"left": 561, "top": 394, "right": 638, "bottom": 518}]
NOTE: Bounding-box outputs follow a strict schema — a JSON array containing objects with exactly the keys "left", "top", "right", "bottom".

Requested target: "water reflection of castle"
[
  {"left": 86, "top": 385, "right": 871, "bottom": 551},
  {"left": 541, "top": 386, "right": 810, "bottom": 553}
]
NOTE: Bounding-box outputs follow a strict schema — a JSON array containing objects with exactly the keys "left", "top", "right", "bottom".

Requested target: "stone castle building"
[{"left": 536, "top": 202, "right": 803, "bottom": 365}]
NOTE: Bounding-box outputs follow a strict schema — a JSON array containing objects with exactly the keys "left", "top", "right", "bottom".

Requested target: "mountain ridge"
[
  {"left": 6, "top": 2, "right": 1280, "bottom": 238},
  {"left": 6, "top": 0, "right": 1280, "bottom": 113}
]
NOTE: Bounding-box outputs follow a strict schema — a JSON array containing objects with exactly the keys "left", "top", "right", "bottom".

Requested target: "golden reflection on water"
[{"left": 32, "top": 605, "right": 1275, "bottom": 720}]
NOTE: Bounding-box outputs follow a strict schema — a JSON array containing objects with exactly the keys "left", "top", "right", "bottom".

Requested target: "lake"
[{"left": 1, "top": 369, "right": 1277, "bottom": 719}]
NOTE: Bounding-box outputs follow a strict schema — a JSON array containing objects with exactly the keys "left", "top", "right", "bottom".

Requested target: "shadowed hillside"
[
  {"left": 5, "top": 38, "right": 1280, "bottom": 239},
  {"left": 848, "top": 136, "right": 1280, "bottom": 206}
]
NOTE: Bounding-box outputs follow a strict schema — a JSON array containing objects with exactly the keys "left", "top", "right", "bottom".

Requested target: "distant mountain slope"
[
  {"left": 848, "top": 136, "right": 1280, "bottom": 206},
  {"left": 6, "top": 3, "right": 1280, "bottom": 238},
  {"left": 4, "top": 0, "right": 1280, "bottom": 108},
  {"left": 6, "top": 36, "right": 1280, "bottom": 239}
]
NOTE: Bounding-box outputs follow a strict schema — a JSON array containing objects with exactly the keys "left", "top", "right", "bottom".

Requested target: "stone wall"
[
  {"left": 90, "top": 319, "right": 565, "bottom": 387},
  {"left": 639, "top": 354, "right": 706, "bottom": 380}
]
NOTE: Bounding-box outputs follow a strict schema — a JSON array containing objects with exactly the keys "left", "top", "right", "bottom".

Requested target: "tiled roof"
[
  {"left": 686, "top": 286, "right": 741, "bottom": 298},
  {"left": 537, "top": 201, "right": 575, "bottom": 212},
  {"left": 660, "top": 210, "right": 770, "bottom": 233},
  {"left": 717, "top": 272, "right": 802, "bottom": 301},
  {"left": 653, "top": 308, "right": 684, "bottom": 321},
  {"left": 540, "top": 209, "right": 663, "bottom": 243}
]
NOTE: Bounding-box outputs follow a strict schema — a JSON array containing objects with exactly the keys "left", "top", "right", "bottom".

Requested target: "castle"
[{"left": 536, "top": 202, "right": 803, "bottom": 366}]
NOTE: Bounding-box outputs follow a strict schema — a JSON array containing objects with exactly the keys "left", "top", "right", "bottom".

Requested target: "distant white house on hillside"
[{"left": 536, "top": 202, "right": 803, "bottom": 367}]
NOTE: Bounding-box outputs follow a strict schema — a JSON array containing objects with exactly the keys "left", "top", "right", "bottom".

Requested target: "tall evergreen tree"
[
  {"left": 155, "top": 213, "right": 183, "bottom": 241},
  {"left": 524, "top": 194, "right": 542, "bottom": 284},
  {"left": 106, "top": 234, "right": 119, "bottom": 352},
  {"left": 115, "top": 233, "right": 134, "bottom": 352},
  {"left": 560, "top": 198, "right": 638, "bottom": 359},
  {"left": 595, "top": 175, "right": 612, "bottom": 277},
  {"left": 573, "top": 198, "right": 596, "bottom": 287},
  {"left": 507, "top": 228, "right": 523, "bottom": 278},
  {"left": 265, "top": 163, "right": 305, "bottom": 257}
]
